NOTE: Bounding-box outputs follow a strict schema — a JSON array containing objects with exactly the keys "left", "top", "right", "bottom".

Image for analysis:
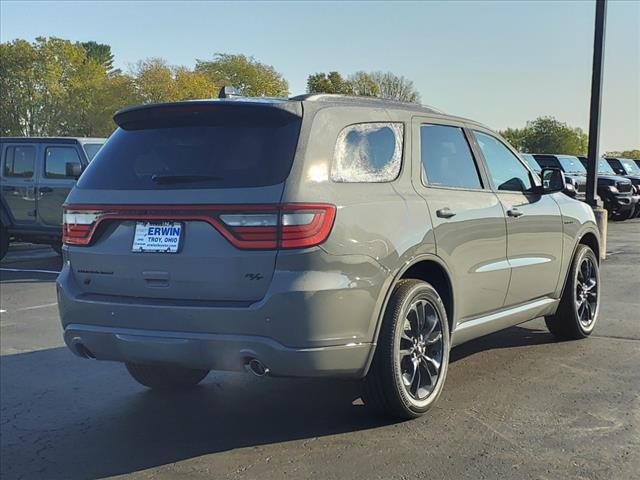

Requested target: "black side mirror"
[
  {"left": 538, "top": 168, "right": 565, "bottom": 194},
  {"left": 65, "top": 162, "right": 84, "bottom": 179}
]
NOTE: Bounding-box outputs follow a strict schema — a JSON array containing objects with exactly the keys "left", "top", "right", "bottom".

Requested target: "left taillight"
[{"left": 62, "top": 209, "right": 101, "bottom": 245}]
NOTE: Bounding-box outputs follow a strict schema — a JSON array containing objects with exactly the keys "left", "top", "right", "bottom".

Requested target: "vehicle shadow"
[
  {"left": 1, "top": 322, "right": 556, "bottom": 480},
  {"left": 450, "top": 322, "right": 557, "bottom": 363}
]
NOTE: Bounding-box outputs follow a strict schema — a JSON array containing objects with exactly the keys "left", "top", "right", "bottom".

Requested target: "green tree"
[
  {"left": 500, "top": 117, "right": 588, "bottom": 155},
  {"left": 348, "top": 71, "right": 380, "bottom": 97},
  {"left": 367, "top": 71, "right": 420, "bottom": 103},
  {"left": 172, "top": 67, "right": 218, "bottom": 100},
  {"left": 500, "top": 127, "right": 528, "bottom": 152},
  {"left": 196, "top": 53, "right": 288, "bottom": 97},
  {"left": 306, "top": 70, "right": 420, "bottom": 103},
  {"left": 306, "top": 71, "right": 352, "bottom": 94},
  {"left": 132, "top": 58, "right": 217, "bottom": 104},
  {"left": 0, "top": 37, "right": 138, "bottom": 137},
  {"left": 79, "top": 41, "right": 114, "bottom": 71},
  {"left": 0, "top": 39, "right": 38, "bottom": 135},
  {"left": 132, "top": 58, "right": 175, "bottom": 104},
  {"left": 605, "top": 149, "right": 640, "bottom": 160}
]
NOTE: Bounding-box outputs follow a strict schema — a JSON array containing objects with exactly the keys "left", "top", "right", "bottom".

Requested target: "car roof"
[
  {"left": 113, "top": 95, "right": 492, "bottom": 131},
  {"left": 0, "top": 137, "right": 106, "bottom": 144}
]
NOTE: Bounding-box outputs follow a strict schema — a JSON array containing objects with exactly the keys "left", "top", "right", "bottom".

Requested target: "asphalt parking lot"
[{"left": 1, "top": 220, "right": 639, "bottom": 480}]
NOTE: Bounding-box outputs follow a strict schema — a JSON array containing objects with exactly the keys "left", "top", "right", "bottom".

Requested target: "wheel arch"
[
  {"left": 557, "top": 227, "right": 601, "bottom": 301},
  {"left": 578, "top": 230, "right": 600, "bottom": 263},
  {"left": 363, "top": 254, "right": 455, "bottom": 376}
]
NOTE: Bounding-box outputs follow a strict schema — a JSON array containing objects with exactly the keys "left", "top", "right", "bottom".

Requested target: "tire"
[
  {"left": 545, "top": 244, "right": 600, "bottom": 340},
  {"left": 0, "top": 223, "right": 9, "bottom": 261},
  {"left": 610, "top": 205, "right": 634, "bottom": 221},
  {"left": 363, "top": 279, "right": 450, "bottom": 419},
  {"left": 125, "top": 363, "right": 209, "bottom": 391}
]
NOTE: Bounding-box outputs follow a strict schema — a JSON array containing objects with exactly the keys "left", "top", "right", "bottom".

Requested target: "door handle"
[
  {"left": 39, "top": 186, "right": 53, "bottom": 193},
  {"left": 436, "top": 208, "right": 456, "bottom": 219},
  {"left": 507, "top": 208, "right": 524, "bottom": 218}
]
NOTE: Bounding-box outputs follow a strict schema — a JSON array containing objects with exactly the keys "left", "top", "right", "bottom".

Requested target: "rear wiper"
[{"left": 151, "top": 174, "right": 224, "bottom": 185}]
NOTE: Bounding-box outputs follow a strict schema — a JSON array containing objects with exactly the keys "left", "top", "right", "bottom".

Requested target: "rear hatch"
[{"left": 63, "top": 101, "right": 312, "bottom": 303}]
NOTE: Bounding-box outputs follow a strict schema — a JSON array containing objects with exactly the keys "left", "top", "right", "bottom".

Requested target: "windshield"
[
  {"left": 620, "top": 159, "right": 640, "bottom": 175},
  {"left": 557, "top": 156, "right": 586, "bottom": 174},
  {"left": 82, "top": 143, "right": 104, "bottom": 161},
  {"left": 597, "top": 158, "right": 616, "bottom": 174},
  {"left": 77, "top": 108, "right": 301, "bottom": 190}
]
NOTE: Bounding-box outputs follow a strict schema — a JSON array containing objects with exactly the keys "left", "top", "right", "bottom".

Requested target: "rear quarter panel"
[{"left": 281, "top": 105, "right": 436, "bottom": 342}]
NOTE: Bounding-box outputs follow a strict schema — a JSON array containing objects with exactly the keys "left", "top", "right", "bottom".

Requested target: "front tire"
[
  {"left": 545, "top": 244, "right": 600, "bottom": 340},
  {"left": 125, "top": 363, "right": 209, "bottom": 390},
  {"left": 363, "top": 280, "right": 450, "bottom": 419}
]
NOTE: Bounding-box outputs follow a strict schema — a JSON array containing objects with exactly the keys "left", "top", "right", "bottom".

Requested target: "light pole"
[{"left": 585, "top": 0, "right": 608, "bottom": 258}]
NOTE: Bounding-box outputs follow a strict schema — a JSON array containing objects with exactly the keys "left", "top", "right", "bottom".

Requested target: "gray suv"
[
  {"left": 57, "top": 96, "right": 601, "bottom": 418},
  {"left": 0, "top": 137, "right": 105, "bottom": 259}
]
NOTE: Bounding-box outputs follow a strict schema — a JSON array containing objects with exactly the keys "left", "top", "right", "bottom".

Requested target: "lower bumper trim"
[{"left": 64, "top": 324, "right": 373, "bottom": 379}]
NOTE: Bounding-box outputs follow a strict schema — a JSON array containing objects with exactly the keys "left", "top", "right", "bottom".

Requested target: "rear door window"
[
  {"left": 77, "top": 106, "right": 302, "bottom": 190},
  {"left": 331, "top": 123, "right": 403, "bottom": 182},
  {"left": 420, "top": 124, "right": 483, "bottom": 189},
  {"left": 3, "top": 146, "right": 35, "bottom": 178},
  {"left": 45, "top": 146, "right": 82, "bottom": 179}
]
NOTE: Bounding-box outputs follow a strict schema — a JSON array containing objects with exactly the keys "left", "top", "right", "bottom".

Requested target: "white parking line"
[
  {"left": 15, "top": 302, "right": 58, "bottom": 312},
  {"left": 0, "top": 268, "right": 60, "bottom": 274}
]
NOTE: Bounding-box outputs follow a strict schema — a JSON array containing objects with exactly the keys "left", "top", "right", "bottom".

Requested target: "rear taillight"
[
  {"left": 62, "top": 210, "right": 102, "bottom": 245},
  {"left": 62, "top": 204, "right": 336, "bottom": 250}
]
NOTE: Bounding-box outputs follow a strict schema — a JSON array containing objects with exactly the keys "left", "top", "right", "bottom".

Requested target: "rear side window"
[
  {"left": 3, "top": 146, "right": 35, "bottom": 178},
  {"left": 77, "top": 107, "right": 301, "bottom": 190},
  {"left": 45, "top": 147, "right": 82, "bottom": 179},
  {"left": 420, "top": 124, "right": 482, "bottom": 189},
  {"left": 331, "top": 123, "right": 403, "bottom": 182}
]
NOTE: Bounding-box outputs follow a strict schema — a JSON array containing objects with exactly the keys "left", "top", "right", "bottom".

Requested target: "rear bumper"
[
  {"left": 63, "top": 323, "right": 373, "bottom": 378},
  {"left": 57, "top": 250, "right": 388, "bottom": 378}
]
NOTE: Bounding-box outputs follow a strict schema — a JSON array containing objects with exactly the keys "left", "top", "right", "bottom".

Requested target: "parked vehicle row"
[
  {"left": 0, "top": 137, "right": 105, "bottom": 259},
  {"left": 56, "top": 94, "right": 602, "bottom": 419},
  {"left": 523, "top": 153, "right": 640, "bottom": 220}
]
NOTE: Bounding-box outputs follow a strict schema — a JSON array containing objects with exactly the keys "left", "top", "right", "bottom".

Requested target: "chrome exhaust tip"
[{"left": 246, "top": 358, "right": 269, "bottom": 377}]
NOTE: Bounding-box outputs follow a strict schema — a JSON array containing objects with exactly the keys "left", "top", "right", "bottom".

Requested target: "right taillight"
[
  {"left": 63, "top": 203, "right": 336, "bottom": 250},
  {"left": 218, "top": 204, "right": 336, "bottom": 249}
]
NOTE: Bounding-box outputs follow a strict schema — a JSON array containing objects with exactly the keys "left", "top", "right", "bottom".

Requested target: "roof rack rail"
[{"left": 288, "top": 93, "right": 444, "bottom": 114}]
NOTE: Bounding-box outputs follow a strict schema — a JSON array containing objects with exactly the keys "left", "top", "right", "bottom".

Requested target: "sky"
[{"left": 1, "top": 0, "right": 638, "bottom": 152}]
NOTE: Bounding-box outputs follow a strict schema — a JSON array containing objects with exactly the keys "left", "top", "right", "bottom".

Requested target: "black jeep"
[
  {"left": 577, "top": 156, "right": 638, "bottom": 220},
  {"left": 1, "top": 137, "right": 105, "bottom": 259}
]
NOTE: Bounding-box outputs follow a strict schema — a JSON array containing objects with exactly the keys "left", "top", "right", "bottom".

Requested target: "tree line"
[{"left": 0, "top": 37, "right": 637, "bottom": 159}]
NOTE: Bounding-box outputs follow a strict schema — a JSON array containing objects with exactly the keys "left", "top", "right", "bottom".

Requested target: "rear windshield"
[
  {"left": 77, "top": 106, "right": 301, "bottom": 190},
  {"left": 557, "top": 156, "right": 586, "bottom": 174}
]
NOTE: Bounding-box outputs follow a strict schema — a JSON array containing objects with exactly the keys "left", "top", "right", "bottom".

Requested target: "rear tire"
[
  {"left": 363, "top": 279, "right": 450, "bottom": 419},
  {"left": 0, "top": 224, "right": 9, "bottom": 261},
  {"left": 125, "top": 363, "right": 209, "bottom": 390},
  {"left": 545, "top": 244, "right": 600, "bottom": 340}
]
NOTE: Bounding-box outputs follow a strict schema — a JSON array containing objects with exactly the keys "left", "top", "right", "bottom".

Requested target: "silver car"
[{"left": 57, "top": 95, "right": 601, "bottom": 418}]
